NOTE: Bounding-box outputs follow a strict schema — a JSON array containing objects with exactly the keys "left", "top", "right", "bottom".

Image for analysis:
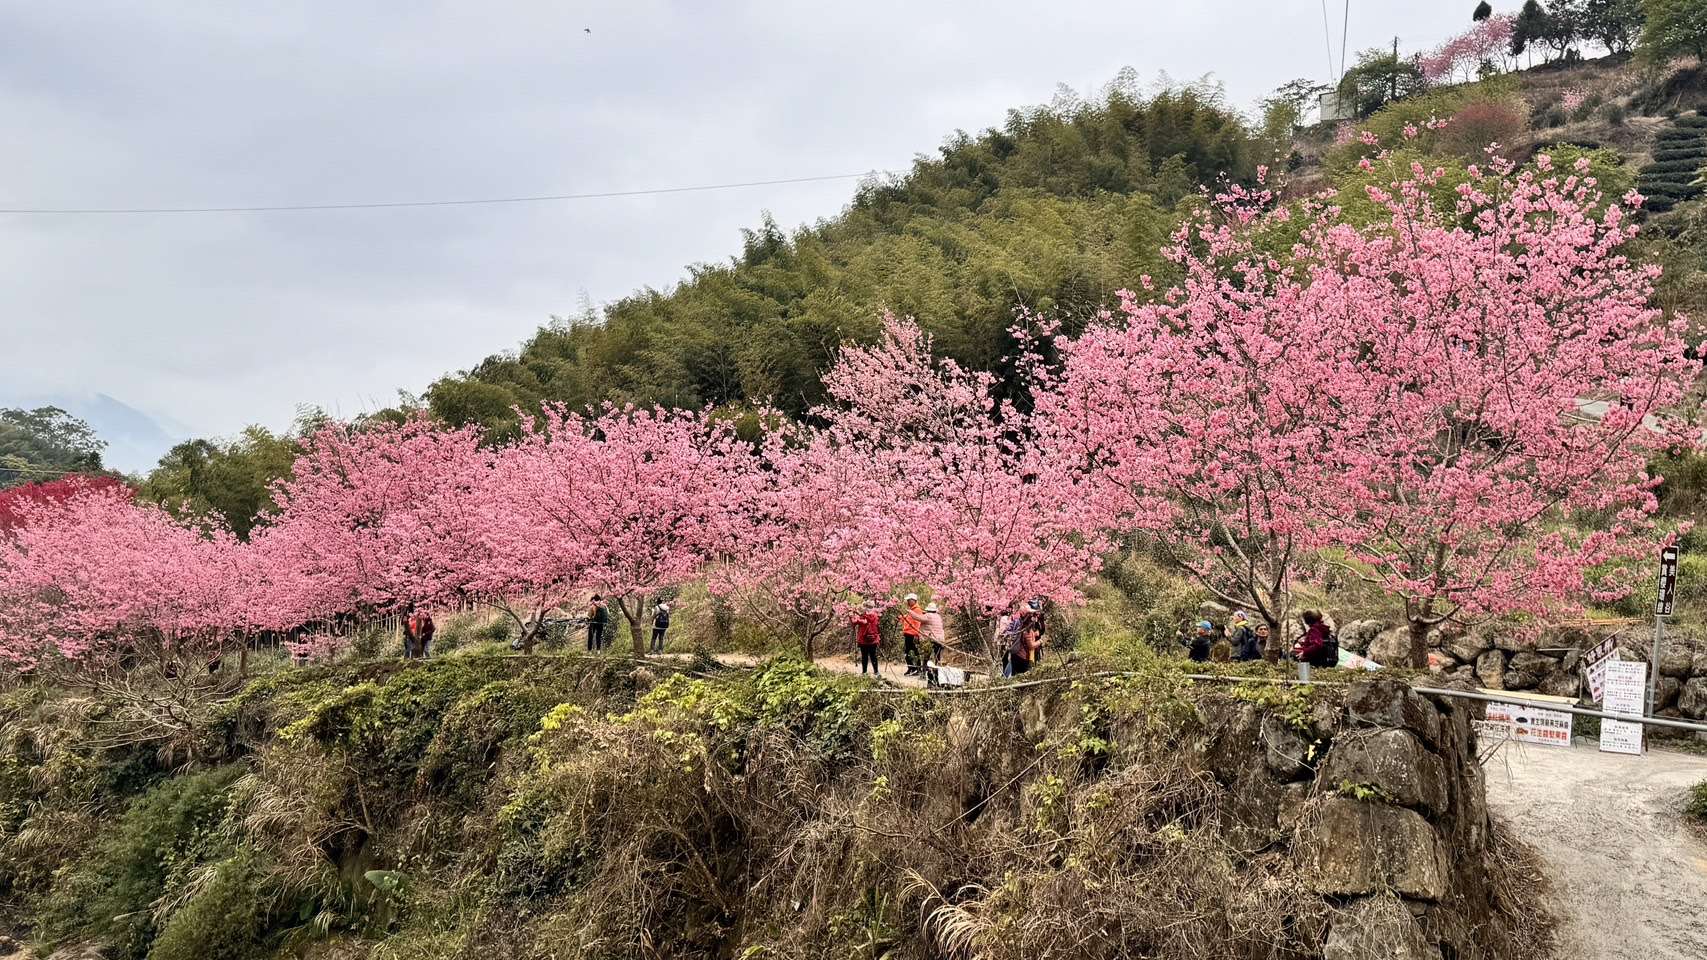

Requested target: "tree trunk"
[
  {"left": 1262, "top": 615, "right": 1285, "bottom": 663},
  {"left": 518, "top": 619, "right": 541, "bottom": 655},
  {"left": 618, "top": 596, "right": 645, "bottom": 657},
  {"left": 1407, "top": 617, "right": 1431, "bottom": 670}
]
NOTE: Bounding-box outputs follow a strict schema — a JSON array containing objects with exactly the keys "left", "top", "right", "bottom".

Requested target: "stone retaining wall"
[
  {"left": 1339, "top": 619, "right": 1707, "bottom": 719},
  {"left": 1194, "top": 677, "right": 1512, "bottom": 960}
]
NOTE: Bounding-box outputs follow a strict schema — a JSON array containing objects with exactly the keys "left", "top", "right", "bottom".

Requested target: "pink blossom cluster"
[
  {"left": 1420, "top": 15, "right": 1515, "bottom": 84},
  {"left": 1560, "top": 87, "right": 1588, "bottom": 113}
]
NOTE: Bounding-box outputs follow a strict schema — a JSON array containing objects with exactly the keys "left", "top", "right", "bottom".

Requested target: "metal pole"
[
  {"left": 1413, "top": 685, "right": 1707, "bottom": 735},
  {"left": 1647, "top": 614, "right": 1664, "bottom": 717}
]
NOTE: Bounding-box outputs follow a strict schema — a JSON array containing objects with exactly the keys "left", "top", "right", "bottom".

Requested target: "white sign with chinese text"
[
  {"left": 1476, "top": 701, "right": 1573, "bottom": 748},
  {"left": 1599, "top": 660, "right": 1647, "bottom": 755}
]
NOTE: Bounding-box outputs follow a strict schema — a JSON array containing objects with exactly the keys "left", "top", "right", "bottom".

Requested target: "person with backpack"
[
  {"left": 1229, "top": 611, "right": 1262, "bottom": 662},
  {"left": 586, "top": 595, "right": 610, "bottom": 652},
  {"left": 852, "top": 603, "right": 882, "bottom": 676},
  {"left": 1293, "top": 610, "right": 1338, "bottom": 668},
  {"left": 649, "top": 601, "right": 671, "bottom": 654},
  {"left": 1184, "top": 620, "right": 1215, "bottom": 663}
]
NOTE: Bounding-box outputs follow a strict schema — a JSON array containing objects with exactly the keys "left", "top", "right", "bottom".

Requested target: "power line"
[
  {"left": 0, "top": 170, "right": 890, "bottom": 216},
  {"left": 1340, "top": 0, "right": 1351, "bottom": 82},
  {"left": 1321, "top": 0, "right": 1337, "bottom": 79}
]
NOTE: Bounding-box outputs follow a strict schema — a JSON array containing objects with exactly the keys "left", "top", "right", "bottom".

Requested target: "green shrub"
[
  {"left": 1540, "top": 106, "right": 1567, "bottom": 128},
  {"left": 1645, "top": 159, "right": 1707, "bottom": 176},
  {"left": 1534, "top": 145, "right": 1634, "bottom": 202},
  {"left": 1677, "top": 554, "right": 1707, "bottom": 608},
  {"left": 349, "top": 625, "right": 389, "bottom": 661},
  {"left": 1655, "top": 145, "right": 1707, "bottom": 162},
  {"left": 38, "top": 765, "right": 245, "bottom": 958},
  {"left": 417, "top": 679, "right": 565, "bottom": 800},
  {"left": 1687, "top": 780, "right": 1707, "bottom": 823},
  {"left": 147, "top": 847, "right": 279, "bottom": 960},
  {"left": 1606, "top": 102, "right": 1628, "bottom": 126}
]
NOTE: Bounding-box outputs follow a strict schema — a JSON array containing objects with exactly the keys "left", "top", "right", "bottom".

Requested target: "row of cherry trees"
[{"left": 1, "top": 143, "right": 1698, "bottom": 672}]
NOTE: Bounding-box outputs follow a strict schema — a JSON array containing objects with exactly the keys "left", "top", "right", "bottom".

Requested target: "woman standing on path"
[{"left": 852, "top": 603, "right": 882, "bottom": 676}]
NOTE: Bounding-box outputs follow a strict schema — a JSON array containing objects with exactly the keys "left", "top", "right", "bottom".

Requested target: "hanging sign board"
[
  {"left": 1585, "top": 647, "right": 1621, "bottom": 704},
  {"left": 1475, "top": 701, "right": 1573, "bottom": 747}
]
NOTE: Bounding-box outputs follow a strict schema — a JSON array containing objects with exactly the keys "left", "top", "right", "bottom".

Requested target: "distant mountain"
[{"left": 1, "top": 392, "right": 187, "bottom": 475}]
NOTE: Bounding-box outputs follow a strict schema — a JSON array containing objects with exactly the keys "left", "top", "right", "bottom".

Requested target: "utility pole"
[{"left": 1390, "top": 36, "right": 1399, "bottom": 103}]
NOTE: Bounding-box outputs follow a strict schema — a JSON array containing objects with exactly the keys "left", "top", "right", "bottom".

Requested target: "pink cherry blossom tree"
[
  {"left": 253, "top": 417, "right": 492, "bottom": 632},
  {"left": 497, "top": 403, "right": 759, "bottom": 657},
  {"left": 0, "top": 481, "right": 245, "bottom": 671},
  {"left": 1420, "top": 15, "right": 1515, "bottom": 84},
  {"left": 707, "top": 419, "right": 872, "bottom": 658},
  {"left": 1315, "top": 150, "right": 1700, "bottom": 664},
  {"left": 813, "top": 314, "right": 1110, "bottom": 664},
  {"left": 1040, "top": 184, "right": 1363, "bottom": 652}
]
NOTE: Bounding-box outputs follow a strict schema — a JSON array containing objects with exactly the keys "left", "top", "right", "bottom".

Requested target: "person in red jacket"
[
  {"left": 1292, "top": 610, "right": 1337, "bottom": 668},
  {"left": 852, "top": 603, "right": 882, "bottom": 676}
]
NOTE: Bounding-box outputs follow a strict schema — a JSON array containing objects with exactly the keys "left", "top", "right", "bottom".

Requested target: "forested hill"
[{"left": 423, "top": 80, "right": 1262, "bottom": 436}]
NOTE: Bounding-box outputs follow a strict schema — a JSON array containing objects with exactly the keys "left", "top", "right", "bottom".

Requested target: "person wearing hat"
[
  {"left": 900, "top": 594, "right": 926, "bottom": 676},
  {"left": 920, "top": 601, "right": 947, "bottom": 665},
  {"left": 1229, "top": 611, "right": 1261, "bottom": 662},
  {"left": 649, "top": 600, "right": 672, "bottom": 654},
  {"left": 1188, "top": 620, "right": 1214, "bottom": 663}
]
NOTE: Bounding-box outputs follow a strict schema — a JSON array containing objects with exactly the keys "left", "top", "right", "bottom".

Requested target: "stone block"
[
  {"left": 1320, "top": 729, "right": 1449, "bottom": 815},
  {"left": 1661, "top": 645, "right": 1695, "bottom": 677},
  {"left": 1678, "top": 678, "right": 1707, "bottom": 720},
  {"left": 1346, "top": 680, "right": 1443, "bottom": 748},
  {"left": 1369, "top": 627, "right": 1413, "bottom": 667},
  {"left": 1299, "top": 797, "right": 1449, "bottom": 901},
  {"left": 1443, "top": 631, "right": 1491, "bottom": 664},
  {"left": 1503, "top": 652, "right": 1556, "bottom": 691},
  {"left": 1261, "top": 713, "right": 1315, "bottom": 782},
  {"left": 1323, "top": 894, "right": 1443, "bottom": 960},
  {"left": 1339, "top": 619, "right": 1387, "bottom": 654},
  {"left": 1474, "top": 650, "right": 1506, "bottom": 690}
]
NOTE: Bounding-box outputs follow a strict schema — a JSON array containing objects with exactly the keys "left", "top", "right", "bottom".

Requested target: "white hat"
[
  {"left": 925, "top": 602, "right": 939, "bottom": 613},
  {"left": 904, "top": 593, "right": 919, "bottom": 602}
]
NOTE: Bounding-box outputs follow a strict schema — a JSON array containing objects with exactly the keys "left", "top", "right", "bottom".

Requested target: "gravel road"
[{"left": 1485, "top": 739, "right": 1707, "bottom": 960}]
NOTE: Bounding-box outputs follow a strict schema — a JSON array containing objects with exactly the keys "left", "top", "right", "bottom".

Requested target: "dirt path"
[
  {"left": 1485, "top": 740, "right": 1707, "bottom": 960},
  {"left": 703, "top": 651, "right": 931, "bottom": 688}
]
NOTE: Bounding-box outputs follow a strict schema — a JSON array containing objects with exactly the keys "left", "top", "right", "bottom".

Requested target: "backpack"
[{"left": 1312, "top": 629, "right": 1340, "bottom": 667}]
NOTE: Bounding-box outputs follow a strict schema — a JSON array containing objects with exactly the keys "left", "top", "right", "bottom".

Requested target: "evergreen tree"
[
  {"left": 1640, "top": 0, "right": 1707, "bottom": 61},
  {"left": 1583, "top": 0, "right": 1645, "bottom": 53}
]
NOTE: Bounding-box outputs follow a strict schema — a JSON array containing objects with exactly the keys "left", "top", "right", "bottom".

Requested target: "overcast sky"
[{"left": 0, "top": 0, "right": 1470, "bottom": 444}]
